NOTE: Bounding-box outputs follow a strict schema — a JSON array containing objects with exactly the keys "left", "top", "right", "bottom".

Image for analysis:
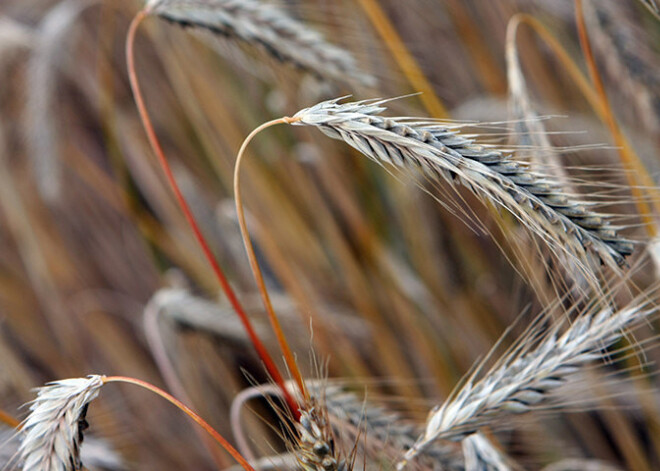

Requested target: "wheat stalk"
[
  {"left": 396, "top": 298, "right": 655, "bottom": 467},
  {"left": 18, "top": 376, "right": 104, "bottom": 471},
  {"left": 291, "top": 97, "right": 634, "bottom": 281},
  {"left": 143, "top": 0, "right": 374, "bottom": 87}
]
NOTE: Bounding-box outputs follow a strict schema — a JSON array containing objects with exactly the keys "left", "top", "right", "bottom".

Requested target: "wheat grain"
[
  {"left": 396, "top": 298, "right": 656, "bottom": 468},
  {"left": 144, "top": 0, "right": 374, "bottom": 87},
  {"left": 291, "top": 97, "right": 634, "bottom": 281},
  {"left": 462, "top": 433, "right": 514, "bottom": 471},
  {"left": 18, "top": 376, "right": 104, "bottom": 471}
]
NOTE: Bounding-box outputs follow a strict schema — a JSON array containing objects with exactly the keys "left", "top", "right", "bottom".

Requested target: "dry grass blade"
[
  {"left": 636, "top": 0, "right": 660, "bottom": 20},
  {"left": 144, "top": 0, "right": 375, "bottom": 87},
  {"left": 18, "top": 376, "right": 104, "bottom": 471},
  {"left": 292, "top": 97, "right": 633, "bottom": 283},
  {"left": 397, "top": 297, "right": 657, "bottom": 466},
  {"left": 25, "top": 0, "right": 93, "bottom": 203},
  {"left": 584, "top": 0, "right": 660, "bottom": 137}
]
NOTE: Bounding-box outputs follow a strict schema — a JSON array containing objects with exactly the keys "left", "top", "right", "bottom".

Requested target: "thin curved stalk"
[
  {"left": 103, "top": 376, "right": 255, "bottom": 471},
  {"left": 233, "top": 117, "right": 307, "bottom": 401},
  {"left": 126, "top": 10, "right": 300, "bottom": 418}
]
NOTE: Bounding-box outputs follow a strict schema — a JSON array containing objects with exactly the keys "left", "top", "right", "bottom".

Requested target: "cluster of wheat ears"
[{"left": 1, "top": 0, "right": 660, "bottom": 470}]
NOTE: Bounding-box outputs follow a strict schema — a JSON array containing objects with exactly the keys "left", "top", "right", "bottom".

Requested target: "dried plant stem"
[
  {"left": 126, "top": 10, "right": 299, "bottom": 418},
  {"left": 0, "top": 409, "right": 19, "bottom": 428},
  {"left": 510, "top": 13, "right": 660, "bottom": 236},
  {"left": 233, "top": 116, "right": 307, "bottom": 402},
  {"left": 102, "top": 376, "right": 255, "bottom": 471},
  {"left": 574, "top": 0, "right": 657, "bottom": 237},
  {"left": 356, "top": 0, "right": 448, "bottom": 118}
]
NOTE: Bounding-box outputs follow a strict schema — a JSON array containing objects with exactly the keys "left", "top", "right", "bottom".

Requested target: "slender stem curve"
[
  {"left": 103, "top": 376, "right": 255, "bottom": 471},
  {"left": 233, "top": 117, "right": 307, "bottom": 402},
  {"left": 125, "top": 11, "right": 300, "bottom": 418}
]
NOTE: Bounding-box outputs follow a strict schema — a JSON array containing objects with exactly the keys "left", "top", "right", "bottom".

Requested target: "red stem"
[{"left": 125, "top": 10, "right": 300, "bottom": 419}]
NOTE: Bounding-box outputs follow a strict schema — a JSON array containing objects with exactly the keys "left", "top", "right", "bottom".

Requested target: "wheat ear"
[
  {"left": 231, "top": 381, "right": 464, "bottom": 471},
  {"left": 144, "top": 0, "right": 374, "bottom": 87},
  {"left": 396, "top": 299, "right": 656, "bottom": 468},
  {"left": 291, "top": 97, "right": 633, "bottom": 280},
  {"left": 18, "top": 376, "right": 104, "bottom": 471}
]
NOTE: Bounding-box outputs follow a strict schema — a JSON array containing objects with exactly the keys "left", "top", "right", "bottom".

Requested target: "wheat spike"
[
  {"left": 295, "top": 401, "right": 349, "bottom": 471},
  {"left": 2, "top": 425, "right": 125, "bottom": 471},
  {"left": 396, "top": 299, "right": 655, "bottom": 468},
  {"left": 18, "top": 376, "right": 104, "bottom": 471},
  {"left": 292, "top": 98, "right": 634, "bottom": 280},
  {"left": 320, "top": 384, "right": 463, "bottom": 471},
  {"left": 144, "top": 0, "right": 374, "bottom": 87}
]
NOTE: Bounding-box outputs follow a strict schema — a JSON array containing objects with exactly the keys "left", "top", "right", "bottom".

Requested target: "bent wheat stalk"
[
  {"left": 290, "top": 97, "right": 634, "bottom": 281},
  {"left": 397, "top": 297, "right": 656, "bottom": 467},
  {"left": 144, "top": 0, "right": 375, "bottom": 86},
  {"left": 19, "top": 375, "right": 258, "bottom": 471}
]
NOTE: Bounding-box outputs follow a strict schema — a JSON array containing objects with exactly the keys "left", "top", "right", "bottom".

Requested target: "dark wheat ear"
[
  {"left": 143, "top": 0, "right": 375, "bottom": 87},
  {"left": 290, "top": 97, "right": 635, "bottom": 284}
]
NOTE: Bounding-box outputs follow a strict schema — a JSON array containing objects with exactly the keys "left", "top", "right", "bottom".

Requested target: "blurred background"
[{"left": 1, "top": 0, "right": 659, "bottom": 469}]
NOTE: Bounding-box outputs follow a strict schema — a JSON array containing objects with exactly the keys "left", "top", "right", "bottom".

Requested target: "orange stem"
[
  {"left": 103, "top": 376, "right": 255, "bottom": 471},
  {"left": 574, "top": 0, "right": 657, "bottom": 236},
  {"left": 356, "top": 0, "right": 448, "bottom": 118},
  {"left": 0, "top": 409, "right": 19, "bottom": 428},
  {"left": 125, "top": 11, "right": 300, "bottom": 419},
  {"left": 511, "top": 13, "right": 659, "bottom": 237},
  {"left": 233, "top": 117, "right": 307, "bottom": 401}
]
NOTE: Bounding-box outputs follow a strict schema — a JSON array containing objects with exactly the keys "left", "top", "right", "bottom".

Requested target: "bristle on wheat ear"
[
  {"left": 143, "top": 0, "right": 375, "bottom": 87},
  {"left": 290, "top": 97, "right": 634, "bottom": 277},
  {"left": 18, "top": 375, "right": 104, "bottom": 471},
  {"left": 396, "top": 297, "right": 656, "bottom": 467}
]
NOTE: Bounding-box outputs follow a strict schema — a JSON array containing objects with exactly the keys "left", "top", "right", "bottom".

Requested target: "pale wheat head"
[
  {"left": 144, "top": 0, "right": 375, "bottom": 87},
  {"left": 18, "top": 376, "right": 104, "bottom": 471},
  {"left": 397, "top": 298, "right": 655, "bottom": 467}
]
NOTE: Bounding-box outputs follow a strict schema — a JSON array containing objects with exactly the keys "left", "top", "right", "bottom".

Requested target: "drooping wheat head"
[
  {"left": 290, "top": 97, "right": 635, "bottom": 286},
  {"left": 18, "top": 376, "right": 104, "bottom": 471},
  {"left": 144, "top": 0, "right": 375, "bottom": 87}
]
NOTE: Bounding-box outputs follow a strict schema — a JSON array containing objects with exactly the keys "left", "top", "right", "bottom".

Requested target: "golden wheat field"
[{"left": 1, "top": 1, "right": 660, "bottom": 470}]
